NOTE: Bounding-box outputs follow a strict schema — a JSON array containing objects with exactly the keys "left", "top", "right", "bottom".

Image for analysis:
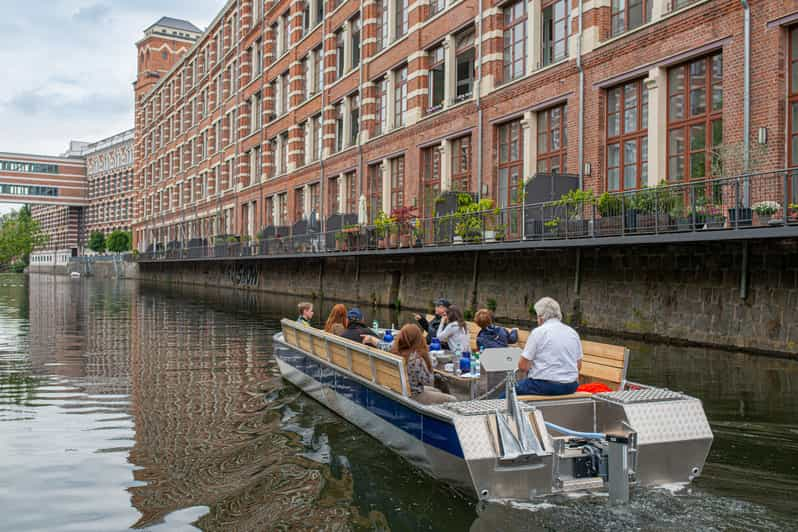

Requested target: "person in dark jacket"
[
  {"left": 475, "top": 309, "right": 518, "bottom": 350},
  {"left": 414, "top": 298, "right": 451, "bottom": 346},
  {"left": 340, "top": 308, "right": 380, "bottom": 343}
]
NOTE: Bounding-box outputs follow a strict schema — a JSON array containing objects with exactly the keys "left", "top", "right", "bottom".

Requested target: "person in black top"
[
  {"left": 340, "top": 308, "right": 380, "bottom": 343},
  {"left": 414, "top": 298, "right": 451, "bottom": 347}
]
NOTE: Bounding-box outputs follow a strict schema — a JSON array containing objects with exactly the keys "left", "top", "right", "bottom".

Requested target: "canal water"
[{"left": 0, "top": 274, "right": 796, "bottom": 531}]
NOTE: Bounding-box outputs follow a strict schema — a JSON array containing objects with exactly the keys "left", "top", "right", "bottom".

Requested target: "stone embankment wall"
[{"left": 136, "top": 238, "right": 798, "bottom": 356}]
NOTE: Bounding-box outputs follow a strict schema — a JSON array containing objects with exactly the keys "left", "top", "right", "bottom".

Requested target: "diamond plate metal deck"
[
  {"left": 623, "top": 399, "right": 713, "bottom": 445},
  {"left": 598, "top": 388, "right": 686, "bottom": 404},
  {"left": 441, "top": 399, "right": 536, "bottom": 416}
]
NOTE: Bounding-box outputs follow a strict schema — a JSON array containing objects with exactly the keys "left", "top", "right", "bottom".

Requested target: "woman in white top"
[{"left": 437, "top": 305, "right": 471, "bottom": 354}]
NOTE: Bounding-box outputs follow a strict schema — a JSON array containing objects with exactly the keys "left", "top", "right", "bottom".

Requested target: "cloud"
[
  {"left": 0, "top": 0, "right": 223, "bottom": 155},
  {"left": 73, "top": 3, "right": 111, "bottom": 24}
]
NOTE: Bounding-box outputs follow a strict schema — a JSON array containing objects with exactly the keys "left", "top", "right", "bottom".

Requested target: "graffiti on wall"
[{"left": 224, "top": 263, "right": 258, "bottom": 287}]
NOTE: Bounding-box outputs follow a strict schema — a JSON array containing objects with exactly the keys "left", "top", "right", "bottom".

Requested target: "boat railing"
[{"left": 281, "top": 319, "right": 410, "bottom": 397}]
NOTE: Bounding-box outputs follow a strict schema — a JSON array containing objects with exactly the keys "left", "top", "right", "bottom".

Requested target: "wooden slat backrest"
[{"left": 280, "top": 319, "right": 408, "bottom": 396}]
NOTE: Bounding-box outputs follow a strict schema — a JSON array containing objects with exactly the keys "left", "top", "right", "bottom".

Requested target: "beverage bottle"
[
  {"left": 372, "top": 320, "right": 379, "bottom": 330},
  {"left": 454, "top": 349, "right": 462, "bottom": 375},
  {"left": 474, "top": 348, "right": 482, "bottom": 378},
  {"left": 430, "top": 337, "right": 441, "bottom": 352},
  {"left": 460, "top": 351, "right": 471, "bottom": 375}
]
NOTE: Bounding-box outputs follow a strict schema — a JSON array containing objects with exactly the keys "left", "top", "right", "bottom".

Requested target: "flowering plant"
[
  {"left": 695, "top": 200, "right": 722, "bottom": 216},
  {"left": 752, "top": 201, "right": 781, "bottom": 216}
]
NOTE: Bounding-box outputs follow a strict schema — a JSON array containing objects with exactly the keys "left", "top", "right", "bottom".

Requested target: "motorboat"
[{"left": 274, "top": 319, "right": 713, "bottom": 502}]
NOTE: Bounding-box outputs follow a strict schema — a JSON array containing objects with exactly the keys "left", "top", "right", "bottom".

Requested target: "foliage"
[
  {"left": 226, "top": 235, "right": 240, "bottom": 243},
  {"left": 374, "top": 211, "right": 395, "bottom": 239},
  {"left": 710, "top": 141, "right": 769, "bottom": 176},
  {"left": 486, "top": 298, "right": 497, "bottom": 312},
  {"left": 555, "top": 189, "right": 594, "bottom": 220},
  {"left": 0, "top": 206, "right": 49, "bottom": 267},
  {"left": 630, "top": 181, "right": 679, "bottom": 215},
  {"left": 694, "top": 198, "right": 722, "bottom": 217},
  {"left": 790, "top": 204, "right": 798, "bottom": 219},
  {"left": 752, "top": 201, "right": 780, "bottom": 216},
  {"left": 544, "top": 217, "right": 560, "bottom": 230},
  {"left": 106, "top": 230, "right": 132, "bottom": 253},
  {"left": 453, "top": 195, "right": 493, "bottom": 240},
  {"left": 597, "top": 192, "right": 624, "bottom": 217},
  {"left": 464, "top": 307, "right": 475, "bottom": 321},
  {"left": 335, "top": 231, "right": 346, "bottom": 242},
  {"left": 88, "top": 231, "right": 106, "bottom": 253}
]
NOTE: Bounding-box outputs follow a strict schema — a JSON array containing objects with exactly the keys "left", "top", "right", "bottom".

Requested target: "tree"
[
  {"left": 0, "top": 206, "right": 48, "bottom": 269},
  {"left": 88, "top": 231, "right": 106, "bottom": 253},
  {"left": 106, "top": 230, "right": 131, "bottom": 253}
]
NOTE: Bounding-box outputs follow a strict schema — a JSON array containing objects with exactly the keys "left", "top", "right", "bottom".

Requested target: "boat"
[
  {"left": 274, "top": 319, "right": 713, "bottom": 502},
  {"left": 69, "top": 272, "right": 81, "bottom": 279}
]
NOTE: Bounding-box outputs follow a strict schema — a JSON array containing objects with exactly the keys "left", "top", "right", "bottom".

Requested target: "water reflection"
[{"left": 0, "top": 275, "right": 796, "bottom": 531}]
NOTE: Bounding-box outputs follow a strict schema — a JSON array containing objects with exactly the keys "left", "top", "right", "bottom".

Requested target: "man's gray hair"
[{"left": 534, "top": 297, "right": 563, "bottom": 322}]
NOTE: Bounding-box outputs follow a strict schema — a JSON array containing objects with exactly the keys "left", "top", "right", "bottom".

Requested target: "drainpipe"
[
  {"left": 356, "top": 0, "right": 364, "bottom": 218},
  {"left": 741, "top": 0, "right": 751, "bottom": 206},
  {"left": 577, "top": 0, "right": 584, "bottom": 191},
  {"left": 476, "top": 1, "right": 484, "bottom": 200},
  {"left": 320, "top": 10, "right": 328, "bottom": 232}
]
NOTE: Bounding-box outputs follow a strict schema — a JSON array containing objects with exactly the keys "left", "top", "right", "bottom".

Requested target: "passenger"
[
  {"left": 297, "top": 302, "right": 314, "bottom": 326},
  {"left": 437, "top": 305, "right": 471, "bottom": 354},
  {"left": 340, "top": 308, "right": 380, "bottom": 343},
  {"left": 475, "top": 309, "right": 518, "bottom": 350},
  {"left": 516, "top": 297, "right": 582, "bottom": 396},
  {"left": 414, "top": 298, "right": 450, "bottom": 347},
  {"left": 392, "top": 324, "right": 456, "bottom": 405},
  {"left": 324, "top": 304, "right": 348, "bottom": 335}
]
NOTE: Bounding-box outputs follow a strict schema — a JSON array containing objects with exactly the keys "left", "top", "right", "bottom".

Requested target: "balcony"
[{"left": 136, "top": 169, "right": 798, "bottom": 262}]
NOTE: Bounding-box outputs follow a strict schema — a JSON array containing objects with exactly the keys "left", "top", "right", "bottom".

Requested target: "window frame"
[
  {"left": 451, "top": 135, "right": 471, "bottom": 192},
  {"left": 502, "top": 0, "right": 527, "bottom": 83},
  {"left": 390, "top": 156, "right": 405, "bottom": 210},
  {"left": 542, "top": 0, "right": 568, "bottom": 67},
  {"left": 606, "top": 80, "right": 648, "bottom": 192},
  {"left": 537, "top": 103, "right": 568, "bottom": 174}
]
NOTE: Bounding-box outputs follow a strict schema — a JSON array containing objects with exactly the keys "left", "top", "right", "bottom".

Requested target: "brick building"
[
  {"left": 85, "top": 129, "right": 135, "bottom": 237},
  {"left": 132, "top": 0, "right": 798, "bottom": 250}
]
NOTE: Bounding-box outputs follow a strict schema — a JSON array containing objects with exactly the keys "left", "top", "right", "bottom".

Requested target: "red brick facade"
[{"left": 132, "top": 0, "right": 798, "bottom": 249}]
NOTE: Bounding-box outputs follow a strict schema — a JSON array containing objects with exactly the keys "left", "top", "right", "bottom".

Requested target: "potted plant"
[
  {"left": 412, "top": 218, "right": 424, "bottom": 247},
  {"left": 752, "top": 200, "right": 781, "bottom": 226},
  {"left": 555, "top": 189, "right": 593, "bottom": 237},
  {"left": 695, "top": 199, "right": 724, "bottom": 229},
  {"left": 374, "top": 211, "right": 393, "bottom": 249},
  {"left": 342, "top": 224, "right": 360, "bottom": 250},
  {"left": 240, "top": 235, "right": 252, "bottom": 256},
  {"left": 453, "top": 194, "right": 485, "bottom": 243},
  {"left": 596, "top": 192, "right": 624, "bottom": 236},
  {"left": 669, "top": 203, "right": 691, "bottom": 231},
  {"left": 335, "top": 231, "right": 346, "bottom": 251},
  {"left": 789, "top": 204, "right": 798, "bottom": 224},
  {"left": 543, "top": 217, "right": 560, "bottom": 238},
  {"left": 390, "top": 206, "right": 418, "bottom": 248}
]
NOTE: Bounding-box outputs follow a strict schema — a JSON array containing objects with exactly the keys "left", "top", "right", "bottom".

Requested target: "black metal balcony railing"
[{"left": 137, "top": 169, "right": 798, "bottom": 261}]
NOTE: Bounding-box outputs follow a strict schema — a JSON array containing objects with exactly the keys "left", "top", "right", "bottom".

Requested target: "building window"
[
  {"left": 280, "top": 12, "right": 290, "bottom": 54},
  {"left": 251, "top": 92, "right": 262, "bottom": 133},
  {"left": 344, "top": 171, "right": 357, "bottom": 213},
  {"left": 279, "top": 132, "right": 288, "bottom": 174},
  {"left": 430, "top": 0, "right": 445, "bottom": 17},
  {"left": 301, "top": 56, "right": 310, "bottom": 100},
  {"left": 611, "top": 0, "right": 651, "bottom": 37},
  {"left": 542, "top": 0, "right": 568, "bottom": 67},
  {"left": 375, "top": 77, "right": 388, "bottom": 136},
  {"left": 295, "top": 187, "right": 305, "bottom": 221},
  {"left": 537, "top": 104, "right": 567, "bottom": 173},
  {"left": 280, "top": 72, "right": 289, "bottom": 114},
  {"left": 390, "top": 156, "right": 405, "bottom": 210},
  {"left": 503, "top": 1, "right": 527, "bottom": 82},
  {"left": 316, "top": 0, "right": 324, "bottom": 26},
  {"left": 351, "top": 16, "right": 361, "bottom": 68},
  {"left": 455, "top": 28, "right": 476, "bottom": 101},
  {"left": 497, "top": 119, "right": 524, "bottom": 209},
  {"left": 607, "top": 80, "right": 648, "bottom": 191},
  {"left": 451, "top": 136, "right": 471, "bottom": 191},
  {"left": 667, "top": 53, "right": 723, "bottom": 183},
  {"left": 253, "top": 39, "right": 263, "bottom": 76},
  {"left": 313, "top": 46, "right": 323, "bottom": 94},
  {"left": 309, "top": 182, "right": 320, "bottom": 218},
  {"left": 421, "top": 146, "right": 441, "bottom": 217},
  {"left": 428, "top": 45, "right": 445, "bottom": 111},
  {"left": 298, "top": 122, "right": 307, "bottom": 166},
  {"left": 376, "top": 0, "right": 388, "bottom": 52},
  {"left": 368, "top": 163, "right": 383, "bottom": 221},
  {"left": 267, "top": 139, "right": 276, "bottom": 178},
  {"left": 312, "top": 114, "right": 323, "bottom": 161},
  {"left": 395, "top": 0, "right": 409, "bottom": 39},
  {"left": 329, "top": 176, "right": 340, "bottom": 214},
  {"left": 349, "top": 93, "right": 360, "bottom": 146},
  {"left": 335, "top": 102, "right": 345, "bottom": 152},
  {"left": 394, "top": 66, "right": 407, "bottom": 127},
  {"left": 335, "top": 28, "right": 345, "bottom": 79},
  {"left": 302, "top": 2, "right": 310, "bottom": 35}
]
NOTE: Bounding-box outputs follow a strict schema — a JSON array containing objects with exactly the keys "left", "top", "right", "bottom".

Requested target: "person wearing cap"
[
  {"left": 414, "top": 298, "right": 451, "bottom": 347},
  {"left": 340, "top": 308, "right": 380, "bottom": 343}
]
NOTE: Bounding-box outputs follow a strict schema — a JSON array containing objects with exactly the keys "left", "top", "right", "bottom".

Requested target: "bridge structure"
[{"left": 0, "top": 151, "right": 87, "bottom": 207}]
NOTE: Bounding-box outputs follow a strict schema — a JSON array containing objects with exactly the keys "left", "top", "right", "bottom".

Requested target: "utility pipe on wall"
[
  {"left": 577, "top": 0, "right": 584, "bottom": 190},
  {"left": 476, "top": 0, "right": 484, "bottom": 200},
  {"left": 741, "top": 0, "right": 751, "bottom": 206}
]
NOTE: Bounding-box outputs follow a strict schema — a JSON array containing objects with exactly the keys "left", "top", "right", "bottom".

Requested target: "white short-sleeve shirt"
[{"left": 521, "top": 319, "right": 583, "bottom": 383}]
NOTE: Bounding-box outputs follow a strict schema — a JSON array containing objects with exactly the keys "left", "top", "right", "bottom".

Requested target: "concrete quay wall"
[{"left": 136, "top": 239, "right": 798, "bottom": 356}]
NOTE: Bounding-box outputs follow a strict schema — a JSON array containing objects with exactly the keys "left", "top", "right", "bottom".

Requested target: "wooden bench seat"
[{"left": 281, "top": 319, "right": 410, "bottom": 397}]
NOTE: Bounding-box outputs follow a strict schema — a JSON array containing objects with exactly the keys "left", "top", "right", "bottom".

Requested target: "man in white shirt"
[{"left": 516, "top": 297, "right": 582, "bottom": 396}]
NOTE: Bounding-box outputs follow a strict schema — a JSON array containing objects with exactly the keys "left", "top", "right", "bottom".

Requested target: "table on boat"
[{"left": 433, "top": 365, "right": 480, "bottom": 400}]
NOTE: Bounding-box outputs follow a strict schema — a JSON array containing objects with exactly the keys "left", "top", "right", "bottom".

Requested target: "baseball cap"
[
  {"left": 434, "top": 298, "right": 451, "bottom": 308},
  {"left": 347, "top": 308, "right": 363, "bottom": 321}
]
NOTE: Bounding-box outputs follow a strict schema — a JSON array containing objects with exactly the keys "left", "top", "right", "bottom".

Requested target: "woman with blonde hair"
[
  {"left": 324, "top": 304, "right": 348, "bottom": 335},
  {"left": 392, "top": 324, "right": 456, "bottom": 405}
]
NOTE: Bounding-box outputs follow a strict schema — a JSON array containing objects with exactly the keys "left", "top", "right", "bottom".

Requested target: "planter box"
[
  {"left": 596, "top": 216, "right": 623, "bottom": 236},
  {"left": 636, "top": 214, "right": 671, "bottom": 233},
  {"left": 728, "top": 208, "right": 753, "bottom": 227}
]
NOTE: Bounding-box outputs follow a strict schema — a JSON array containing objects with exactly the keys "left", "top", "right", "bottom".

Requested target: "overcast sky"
[{"left": 0, "top": 1, "right": 224, "bottom": 213}]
